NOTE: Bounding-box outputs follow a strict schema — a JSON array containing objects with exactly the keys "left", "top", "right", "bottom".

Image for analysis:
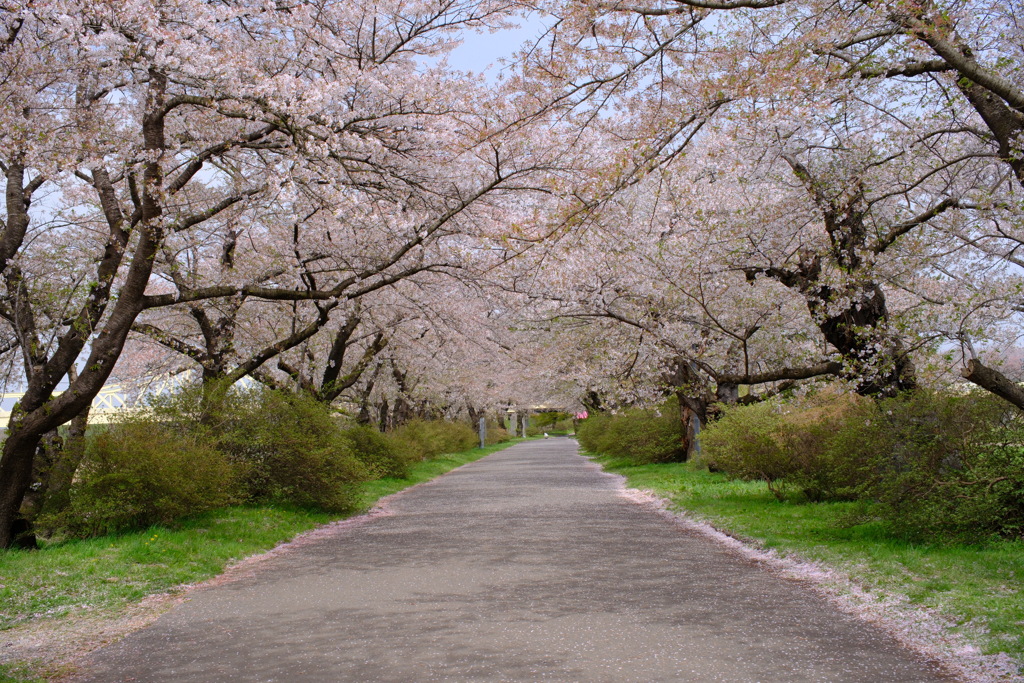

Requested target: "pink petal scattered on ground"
[{"left": 609, "top": 473, "right": 1020, "bottom": 683}]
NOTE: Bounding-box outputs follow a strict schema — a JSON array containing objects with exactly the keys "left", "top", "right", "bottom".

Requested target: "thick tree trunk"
[
  {"left": 663, "top": 358, "right": 709, "bottom": 460},
  {"left": 809, "top": 284, "right": 916, "bottom": 397},
  {"left": 356, "top": 382, "right": 376, "bottom": 426},
  {"left": 356, "top": 400, "right": 374, "bottom": 426},
  {"left": 0, "top": 430, "right": 43, "bottom": 548},
  {"left": 391, "top": 396, "right": 412, "bottom": 428},
  {"left": 961, "top": 358, "right": 1024, "bottom": 411},
  {"left": 716, "top": 382, "right": 740, "bottom": 404},
  {"left": 196, "top": 374, "right": 230, "bottom": 426},
  {"left": 389, "top": 365, "right": 413, "bottom": 428},
  {"left": 676, "top": 391, "right": 707, "bottom": 461},
  {"left": 959, "top": 82, "right": 1024, "bottom": 187},
  {"left": 40, "top": 405, "right": 91, "bottom": 523},
  {"left": 762, "top": 157, "right": 919, "bottom": 399},
  {"left": 354, "top": 365, "right": 381, "bottom": 426},
  {"left": 19, "top": 428, "right": 64, "bottom": 523},
  {"left": 582, "top": 390, "right": 603, "bottom": 414}
]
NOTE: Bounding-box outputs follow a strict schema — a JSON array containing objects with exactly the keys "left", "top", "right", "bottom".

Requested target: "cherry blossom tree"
[
  {"left": 498, "top": 154, "right": 841, "bottom": 456},
  {"left": 0, "top": 0, "right": 534, "bottom": 547},
  {"left": 508, "top": 0, "right": 1023, "bottom": 409},
  {"left": 6, "top": 0, "right": 1024, "bottom": 549},
  {"left": 538, "top": 0, "right": 1024, "bottom": 406}
]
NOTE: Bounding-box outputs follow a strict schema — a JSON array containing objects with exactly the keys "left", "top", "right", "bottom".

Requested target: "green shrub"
[
  {"left": 700, "top": 400, "right": 793, "bottom": 498},
  {"left": 576, "top": 412, "right": 613, "bottom": 454},
  {"left": 39, "top": 384, "right": 379, "bottom": 538},
  {"left": 142, "top": 383, "right": 370, "bottom": 512},
  {"left": 576, "top": 401, "right": 685, "bottom": 464},
  {"left": 700, "top": 389, "right": 1024, "bottom": 542},
  {"left": 846, "top": 391, "right": 1024, "bottom": 542},
  {"left": 775, "top": 393, "right": 873, "bottom": 502},
  {"left": 482, "top": 419, "right": 511, "bottom": 446},
  {"left": 341, "top": 425, "right": 413, "bottom": 478},
  {"left": 608, "top": 406, "right": 686, "bottom": 463},
  {"left": 702, "top": 392, "right": 888, "bottom": 502},
  {"left": 218, "top": 390, "right": 369, "bottom": 512},
  {"left": 46, "top": 420, "right": 236, "bottom": 537},
  {"left": 388, "top": 419, "right": 478, "bottom": 461}
]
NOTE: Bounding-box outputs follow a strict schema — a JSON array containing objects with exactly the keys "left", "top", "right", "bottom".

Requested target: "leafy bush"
[
  {"left": 341, "top": 425, "right": 413, "bottom": 478},
  {"left": 607, "top": 406, "right": 686, "bottom": 464},
  {"left": 39, "top": 385, "right": 503, "bottom": 539},
  {"left": 482, "top": 419, "right": 511, "bottom": 446},
  {"left": 700, "top": 389, "right": 1024, "bottom": 542},
  {"left": 702, "top": 393, "right": 886, "bottom": 501},
  {"left": 775, "top": 393, "right": 874, "bottom": 502},
  {"left": 699, "top": 400, "right": 792, "bottom": 498},
  {"left": 46, "top": 420, "right": 236, "bottom": 537},
  {"left": 576, "top": 400, "right": 685, "bottom": 464},
  {"left": 576, "top": 412, "right": 614, "bottom": 454},
  {"left": 217, "top": 390, "right": 369, "bottom": 512},
  {"left": 844, "top": 391, "right": 1024, "bottom": 542},
  {"left": 388, "top": 419, "right": 478, "bottom": 461},
  {"left": 131, "top": 383, "right": 370, "bottom": 512}
]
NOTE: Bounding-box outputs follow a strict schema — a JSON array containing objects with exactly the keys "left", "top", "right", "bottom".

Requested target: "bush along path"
[
  {"left": 591, "top": 454, "right": 1024, "bottom": 682},
  {"left": 0, "top": 437, "right": 526, "bottom": 682}
]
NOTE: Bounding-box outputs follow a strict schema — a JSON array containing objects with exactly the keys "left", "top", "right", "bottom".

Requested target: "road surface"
[{"left": 75, "top": 438, "right": 951, "bottom": 682}]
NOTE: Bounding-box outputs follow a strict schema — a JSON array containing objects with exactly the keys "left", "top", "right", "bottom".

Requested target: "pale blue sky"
[{"left": 447, "top": 17, "right": 548, "bottom": 76}]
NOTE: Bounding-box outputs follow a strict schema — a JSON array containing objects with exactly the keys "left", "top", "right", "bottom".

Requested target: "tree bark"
[
  {"left": 355, "top": 365, "right": 380, "bottom": 426},
  {"left": 467, "top": 403, "right": 483, "bottom": 427},
  {"left": 676, "top": 391, "right": 707, "bottom": 461},
  {"left": 958, "top": 81, "right": 1024, "bottom": 187},
  {"left": 961, "top": 359, "right": 1024, "bottom": 411},
  {"left": 319, "top": 332, "right": 387, "bottom": 404},
  {"left": 19, "top": 428, "right": 63, "bottom": 524},
  {"left": 0, "top": 72, "right": 167, "bottom": 548},
  {"left": 39, "top": 404, "right": 90, "bottom": 523},
  {"left": 715, "top": 381, "right": 739, "bottom": 404},
  {"left": 582, "top": 390, "right": 603, "bottom": 414},
  {"left": 716, "top": 361, "right": 843, "bottom": 388},
  {"left": 0, "top": 431, "right": 43, "bottom": 548},
  {"left": 808, "top": 284, "right": 916, "bottom": 397}
]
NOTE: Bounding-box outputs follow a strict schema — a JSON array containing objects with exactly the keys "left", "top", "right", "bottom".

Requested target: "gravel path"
[{"left": 74, "top": 438, "right": 953, "bottom": 682}]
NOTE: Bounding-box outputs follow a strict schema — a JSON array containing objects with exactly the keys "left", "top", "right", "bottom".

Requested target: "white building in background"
[{"left": 0, "top": 385, "right": 128, "bottom": 431}]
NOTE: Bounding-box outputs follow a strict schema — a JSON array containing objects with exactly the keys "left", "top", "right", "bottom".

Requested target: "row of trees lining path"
[{"left": 3, "top": 0, "right": 1024, "bottom": 545}]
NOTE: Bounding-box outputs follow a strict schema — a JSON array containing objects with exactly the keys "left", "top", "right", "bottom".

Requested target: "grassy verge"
[
  {"left": 0, "top": 438, "right": 523, "bottom": 681},
  {"left": 593, "top": 454, "right": 1024, "bottom": 672}
]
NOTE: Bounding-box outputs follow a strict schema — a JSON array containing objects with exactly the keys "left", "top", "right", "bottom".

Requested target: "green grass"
[
  {"left": 0, "top": 663, "right": 45, "bottom": 683},
  {"left": 594, "top": 454, "right": 1024, "bottom": 670},
  {"left": 0, "top": 505, "right": 339, "bottom": 631},
  {"left": 0, "top": 438, "right": 523, "bottom": 680}
]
